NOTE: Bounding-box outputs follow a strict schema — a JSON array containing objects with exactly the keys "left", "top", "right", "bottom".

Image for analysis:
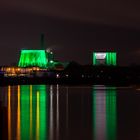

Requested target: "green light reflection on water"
[
  {"left": 93, "top": 86, "right": 117, "bottom": 140},
  {"left": 20, "top": 85, "right": 48, "bottom": 140}
]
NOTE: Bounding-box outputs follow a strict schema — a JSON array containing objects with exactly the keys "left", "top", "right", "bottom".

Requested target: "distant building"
[
  {"left": 18, "top": 50, "right": 48, "bottom": 68},
  {"left": 1, "top": 66, "right": 41, "bottom": 77},
  {"left": 46, "top": 49, "right": 54, "bottom": 68},
  {"left": 93, "top": 52, "right": 117, "bottom": 66}
]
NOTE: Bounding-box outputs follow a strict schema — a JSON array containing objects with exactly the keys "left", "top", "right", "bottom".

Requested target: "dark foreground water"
[{"left": 0, "top": 85, "right": 140, "bottom": 140}]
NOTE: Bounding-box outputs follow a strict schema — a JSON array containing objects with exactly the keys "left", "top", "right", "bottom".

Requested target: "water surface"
[{"left": 0, "top": 85, "right": 140, "bottom": 140}]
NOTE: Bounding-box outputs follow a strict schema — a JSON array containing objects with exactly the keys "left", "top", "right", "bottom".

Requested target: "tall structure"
[
  {"left": 18, "top": 34, "right": 55, "bottom": 68},
  {"left": 46, "top": 49, "right": 54, "bottom": 64},
  {"left": 40, "top": 33, "right": 54, "bottom": 66},
  {"left": 40, "top": 33, "right": 45, "bottom": 50},
  {"left": 18, "top": 50, "right": 48, "bottom": 68},
  {"left": 93, "top": 52, "right": 117, "bottom": 66}
]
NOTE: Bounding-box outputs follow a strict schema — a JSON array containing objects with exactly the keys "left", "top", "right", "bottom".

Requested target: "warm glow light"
[
  {"left": 17, "top": 85, "right": 21, "bottom": 140},
  {"left": 8, "top": 86, "right": 11, "bottom": 140}
]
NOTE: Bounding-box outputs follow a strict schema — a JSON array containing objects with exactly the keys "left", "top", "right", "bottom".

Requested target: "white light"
[
  {"left": 95, "top": 53, "right": 106, "bottom": 59},
  {"left": 50, "top": 60, "right": 54, "bottom": 63},
  {"left": 46, "top": 48, "right": 51, "bottom": 52},
  {"left": 65, "top": 74, "right": 69, "bottom": 77},
  {"left": 56, "top": 74, "right": 60, "bottom": 78}
]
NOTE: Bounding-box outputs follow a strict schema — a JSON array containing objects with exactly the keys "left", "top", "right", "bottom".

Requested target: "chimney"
[{"left": 40, "top": 33, "right": 45, "bottom": 50}]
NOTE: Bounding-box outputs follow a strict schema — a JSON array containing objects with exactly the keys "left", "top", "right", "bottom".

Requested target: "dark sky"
[{"left": 0, "top": 0, "right": 140, "bottom": 66}]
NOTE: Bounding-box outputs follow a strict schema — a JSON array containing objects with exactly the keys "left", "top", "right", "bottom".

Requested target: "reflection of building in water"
[
  {"left": 93, "top": 86, "right": 116, "bottom": 140},
  {"left": 7, "top": 85, "right": 48, "bottom": 140},
  {"left": 49, "top": 85, "right": 54, "bottom": 140},
  {"left": 8, "top": 86, "right": 11, "bottom": 140},
  {"left": 49, "top": 85, "right": 60, "bottom": 140},
  {"left": 48, "top": 85, "right": 71, "bottom": 140}
]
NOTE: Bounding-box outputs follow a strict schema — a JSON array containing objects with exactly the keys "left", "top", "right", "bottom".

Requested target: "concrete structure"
[{"left": 93, "top": 52, "right": 117, "bottom": 66}]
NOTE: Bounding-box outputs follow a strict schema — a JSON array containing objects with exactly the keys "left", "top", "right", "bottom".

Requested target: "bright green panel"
[
  {"left": 18, "top": 50, "right": 48, "bottom": 68},
  {"left": 106, "top": 52, "right": 109, "bottom": 65},
  {"left": 106, "top": 52, "right": 117, "bottom": 66},
  {"left": 113, "top": 53, "right": 117, "bottom": 65},
  {"left": 93, "top": 53, "right": 97, "bottom": 65}
]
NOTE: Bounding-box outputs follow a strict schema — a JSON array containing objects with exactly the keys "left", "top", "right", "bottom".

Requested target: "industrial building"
[{"left": 93, "top": 52, "right": 117, "bottom": 66}]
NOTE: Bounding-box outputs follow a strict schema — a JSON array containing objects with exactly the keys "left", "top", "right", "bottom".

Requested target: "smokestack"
[{"left": 40, "top": 33, "right": 45, "bottom": 50}]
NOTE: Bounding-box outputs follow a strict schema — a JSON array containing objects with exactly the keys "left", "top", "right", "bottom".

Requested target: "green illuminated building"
[
  {"left": 18, "top": 50, "right": 48, "bottom": 68},
  {"left": 93, "top": 52, "right": 117, "bottom": 66}
]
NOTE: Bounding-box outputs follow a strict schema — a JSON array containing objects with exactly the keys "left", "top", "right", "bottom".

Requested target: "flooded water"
[{"left": 0, "top": 85, "right": 140, "bottom": 140}]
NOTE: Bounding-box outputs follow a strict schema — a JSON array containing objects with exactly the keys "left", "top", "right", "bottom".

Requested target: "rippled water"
[{"left": 0, "top": 85, "right": 140, "bottom": 140}]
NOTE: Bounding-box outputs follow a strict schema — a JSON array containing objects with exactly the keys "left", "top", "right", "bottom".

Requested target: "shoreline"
[{"left": 0, "top": 76, "right": 138, "bottom": 86}]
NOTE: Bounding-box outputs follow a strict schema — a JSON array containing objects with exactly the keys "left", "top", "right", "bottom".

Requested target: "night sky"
[{"left": 0, "top": 0, "right": 140, "bottom": 66}]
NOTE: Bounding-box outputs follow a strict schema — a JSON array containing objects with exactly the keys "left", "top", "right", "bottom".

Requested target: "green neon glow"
[
  {"left": 20, "top": 85, "right": 48, "bottom": 140},
  {"left": 106, "top": 88, "right": 116, "bottom": 140},
  {"left": 34, "top": 85, "right": 48, "bottom": 140},
  {"left": 93, "top": 52, "right": 117, "bottom": 66},
  {"left": 93, "top": 53, "right": 96, "bottom": 65},
  {"left": 18, "top": 50, "right": 48, "bottom": 68},
  {"left": 20, "top": 85, "right": 30, "bottom": 140},
  {"left": 92, "top": 86, "right": 117, "bottom": 140},
  {"left": 106, "top": 52, "right": 117, "bottom": 66}
]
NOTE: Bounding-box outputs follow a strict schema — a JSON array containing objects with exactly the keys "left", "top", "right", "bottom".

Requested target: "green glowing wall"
[
  {"left": 18, "top": 50, "right": 48, "bottom": 68},
  {"left": 93, "top": 52, "right": 117, "bottom": 66}
]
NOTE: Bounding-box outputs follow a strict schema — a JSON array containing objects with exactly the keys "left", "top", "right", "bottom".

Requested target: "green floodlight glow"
[
  {"left": 93, "top": 52, "right": 117, "bottom": 66},
  {"left": 20, "top": 85, "right": 48, "bottom": 140},
  {"left": 92, "top": 86, "right": 117, "bottom": 140},
  {"left": 18, "top": 50, "right": 48, "bottom": 68}
]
